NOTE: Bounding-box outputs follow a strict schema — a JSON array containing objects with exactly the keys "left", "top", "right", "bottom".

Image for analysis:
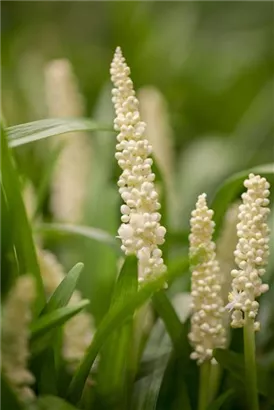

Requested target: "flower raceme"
[
  {"left": 188, "top": 194, "right": 226, "bottom": 364},
  {"left": 110, "top": 47, "right": 167, "bottom": 281},
  {"left": 227, "top": 174, "right": 270, "bottom": 330}
]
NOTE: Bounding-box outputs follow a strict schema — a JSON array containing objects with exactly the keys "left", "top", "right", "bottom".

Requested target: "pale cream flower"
[
  {"left": 1, "top": 276, "right": 35, "bottom": 403},
  {"left": 188, "top": 194, "right": 226, "bottom": 364},
  {"left": 228, "top": 174, "right": 270, "bottom": 330},
  {"left": 110, "top": 47, "right": 166, "bottom": 281},
  {"left": 45, "top": 59, "right": 92, "bottom": 223},
  {"left": 38, "top": 249, "right": 94, "bottom": 368}
]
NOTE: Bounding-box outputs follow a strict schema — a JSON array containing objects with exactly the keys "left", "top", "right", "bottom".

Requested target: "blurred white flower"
[
  {"left": 188, "top": 194, "right": 226, "bottom": 364},
  {"left": 45, "top": 59, "right": 92, "bottom": 223},
  {"left": 110, "top": 47, "right": 167, "bottom": 281},
  {"left": 1, "top": 276, "right": 35, "bottom": 403},
  {"left": 228, "top": 174, "right": 270, "bottom": 330},
  {"left": 38, "top": 249, "right": 94, "bottom": 368}
]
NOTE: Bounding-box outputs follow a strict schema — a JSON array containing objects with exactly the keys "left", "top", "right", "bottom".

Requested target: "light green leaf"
[
  {"left": 35, "top": 222, "right": 121, "bottom": 255},
  {"left": 41, "top": 262, "right": 84, "bottom": 315},
  {"left": 211, "top": 163, "right": 274, "bottom": 234},
  {"left": 0, "top": 126, "right": 45, "bottom": 315},
  {"left": 37, "top": 395, "right": 79, "bottom": 410},
  {"left": 31, "top": 299, "right": 90, "bottom": 340},
  {"left": 6, "top": 118, "right": 113, "bottom": 147},
  {"left": 207, "top": 388, "right": 234, "bottom": 410},
  {"left": 67, "top": 258, "right": 189, "bottom": 404}
]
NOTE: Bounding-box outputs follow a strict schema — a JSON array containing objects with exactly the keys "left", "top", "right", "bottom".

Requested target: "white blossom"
[
  {"left": 227, "top": 174, "right": 270, "bottom": 330},
  {"left": 45, "top": 59, "right": 92, "bottom": 224},
  {"left": 188, "top": 194, "right": 226, "bottom": 364},
  {"left": 1, "top": 276, "right": 35, "bottom": 403},
  {"left": 110, "top": 47, "right": 166, "bottom": 281}
]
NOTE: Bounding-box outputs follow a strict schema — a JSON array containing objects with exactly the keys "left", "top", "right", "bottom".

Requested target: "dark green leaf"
[
  {"left": 207, "top": 389, "right": 234, "bottom": 410},
  {"left": 0, "top": 126, "right": 45, "bottom": 315},
  {"left": 214, "top": 349, "right": 274, "bottom": 403},
  {"left": 31, "top": 300, "right": 90, "bottom": 340},
  {"left": 6, "top": 118, "right": 112, "bottom": 147},
  {"left": 1, "top": 374, "right": 23, "bottom": 410},
  {"left": 41, "top": 262, "right": 84, "bottom": 315}
]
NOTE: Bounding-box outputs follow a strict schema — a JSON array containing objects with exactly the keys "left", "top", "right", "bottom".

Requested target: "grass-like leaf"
[
  {"left": 211, "top": 163, "right": 274, "bottom": 235},
  {"left": 37, "top": 395, "right": 79, "bottom": 410},
  {"left": 0, "top": 125, "right": 45, "bottom": 314},
  {"left": 67, "top": 258, "right": 189, "bottom": 404},
  {"left": 6, "top": 118, "right": 113, "bottom": 147},
  {"left": 214, "top": 349, "right": 274, "bottom": 403},
  {"left": 40, "top": 262, "right": 84, "bottom": 315},
  {"left": 207, "top": 389, "right": 234, "bottom": 410},
  {"left": 97, "top": 256, "right": 138, "bottom": 407},
  {"left": 35, "top": 222, "right": 121, "bottom": 255},
  {"left": 1, "top": 374, "right": 23, "bottom": 410},
  {"left": 31, "top": 300, "right": 90, "bottom": 340}
]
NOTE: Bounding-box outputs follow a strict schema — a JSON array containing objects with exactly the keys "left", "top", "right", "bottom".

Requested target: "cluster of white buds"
[
  {"left": 1, "top": 276, "right": 35, "bottom": 403},
  {"left": 188, "top": 194, "right": 226, "bottom": 364},
  {"left": 110, "top": 47, "right": 166, "bottom": 281},
  {"left": 227, "top": 174, "right": 270, "bottom": 330}
]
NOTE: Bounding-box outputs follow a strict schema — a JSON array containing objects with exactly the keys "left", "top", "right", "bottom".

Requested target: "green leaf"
[
  {"left": 211, "top": 163, "right": 274, "bottom": 235},
  {"left": 31, "top": 299, "right": 90, "bottom": 340},
  {"left": 214, "top": 349, "right": 274, "bottom": 403},
  {"left": 6, "top": 118, "right": 113, "bottom": 147},
  {"left": 152, "top": 290, "right": 183, "bottom": 349},
  {"left": 67, "top": 258, "right": 189, "bottom": 404},
  {"left": 37, "top": 395, "right": 79, "bottom": 410},
  {"left": 41, "top": 262, "right": 84, "bottom": 315},
  {"left": 0, "top": 126, "right": 45, "bottom": 315},
  {"left": 207, "top": 389, "right": 234, "bottom": 410},
  {"left": 35, "top": 222, "right": 121, "bottom": 255},
  {"left": 1, "top": 374, "right": 23, "bottom": 410},
  {"left": 97, "top": 256, "right": 138, "bottom": 406}
]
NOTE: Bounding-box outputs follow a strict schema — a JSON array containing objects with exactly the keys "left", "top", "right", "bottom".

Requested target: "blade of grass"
[
  {"left": 6, "top": 118, "right": 113, "bottom": 147},
  {"left": 1, "top": 126, "right": 45, "bottom": 314},
  {"left": 67, "top": 258, "right": 189, "bottom": 404},
  {"left": 40, "top": 262, "right": 84, "bottom": 315},
  {"left": 31, "top": 300, "right": 90, "bottom": 340},
  {"left": 37, "top": 395, "right": 79, "bottom": 410},
  {"left": 35, "top": 222, "right": 121, "bottom": 255}
]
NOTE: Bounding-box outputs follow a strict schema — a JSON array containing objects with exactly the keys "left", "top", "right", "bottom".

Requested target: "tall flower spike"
[
  {"left": 1, "top": 276, "right": 35, "bottom": 403},
  {"left": 188, "top": 194, "right": 226, "bottom": 364},
  {"left": 228, "top": 174, "right": 270, "bottom": 330},
  {"left": 110, "top": 47, "right": 167, "bottom": 281}
]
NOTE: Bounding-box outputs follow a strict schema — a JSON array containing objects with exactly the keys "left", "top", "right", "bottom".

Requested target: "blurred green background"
[{"left": 1, "top": 1, "right": 274, "bottom": 324}]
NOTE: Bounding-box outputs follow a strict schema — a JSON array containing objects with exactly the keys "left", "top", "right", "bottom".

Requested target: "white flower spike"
[
  {"left": 110, "top": 47, "right": 167, "bottom": 281},
  {"left": 228, "top": 173, "right": 270, "bottom": 330},
  {"left": 188, "top": 194, "right": 226, "bottom": 364}
]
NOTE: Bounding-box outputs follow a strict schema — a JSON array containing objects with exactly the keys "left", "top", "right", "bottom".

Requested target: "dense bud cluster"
[
  {"left": 110, "top": 47, "right": 166, "bottom": 281},
  {"left": 188, "top": 194, "right": 226, "bottom": 364}
]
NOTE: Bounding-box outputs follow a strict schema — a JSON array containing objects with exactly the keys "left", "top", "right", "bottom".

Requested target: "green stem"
[
  {"left": 198, "top": 360, "right": 211, "bottom": 410},
  {"left": 208, "top": 363, "right": 222, "bottom": 403},
  {"left": 244, "top": 316, "right": 259, "bottom": 410}
]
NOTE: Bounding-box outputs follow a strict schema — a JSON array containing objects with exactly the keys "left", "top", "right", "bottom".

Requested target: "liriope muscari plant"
[
  {"left": 1, "top": 276, "right": 36, "bottom": 403},
  {"left": 110, "top": 47, "right": 167, "bottom": 282}
]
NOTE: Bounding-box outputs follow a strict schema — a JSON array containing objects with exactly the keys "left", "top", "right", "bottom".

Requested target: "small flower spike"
[
  {"left": 1, "top": 276, "right": 35, "bottom": 403},
  {"left": 110, "top": 47, "right": 167, "bottom": 281},
  {"left": 228, "top": 174, "right": 270, "bottom": 330},
  {"left": 188, "top": 194, "right": 226, "bottom": 364}
]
